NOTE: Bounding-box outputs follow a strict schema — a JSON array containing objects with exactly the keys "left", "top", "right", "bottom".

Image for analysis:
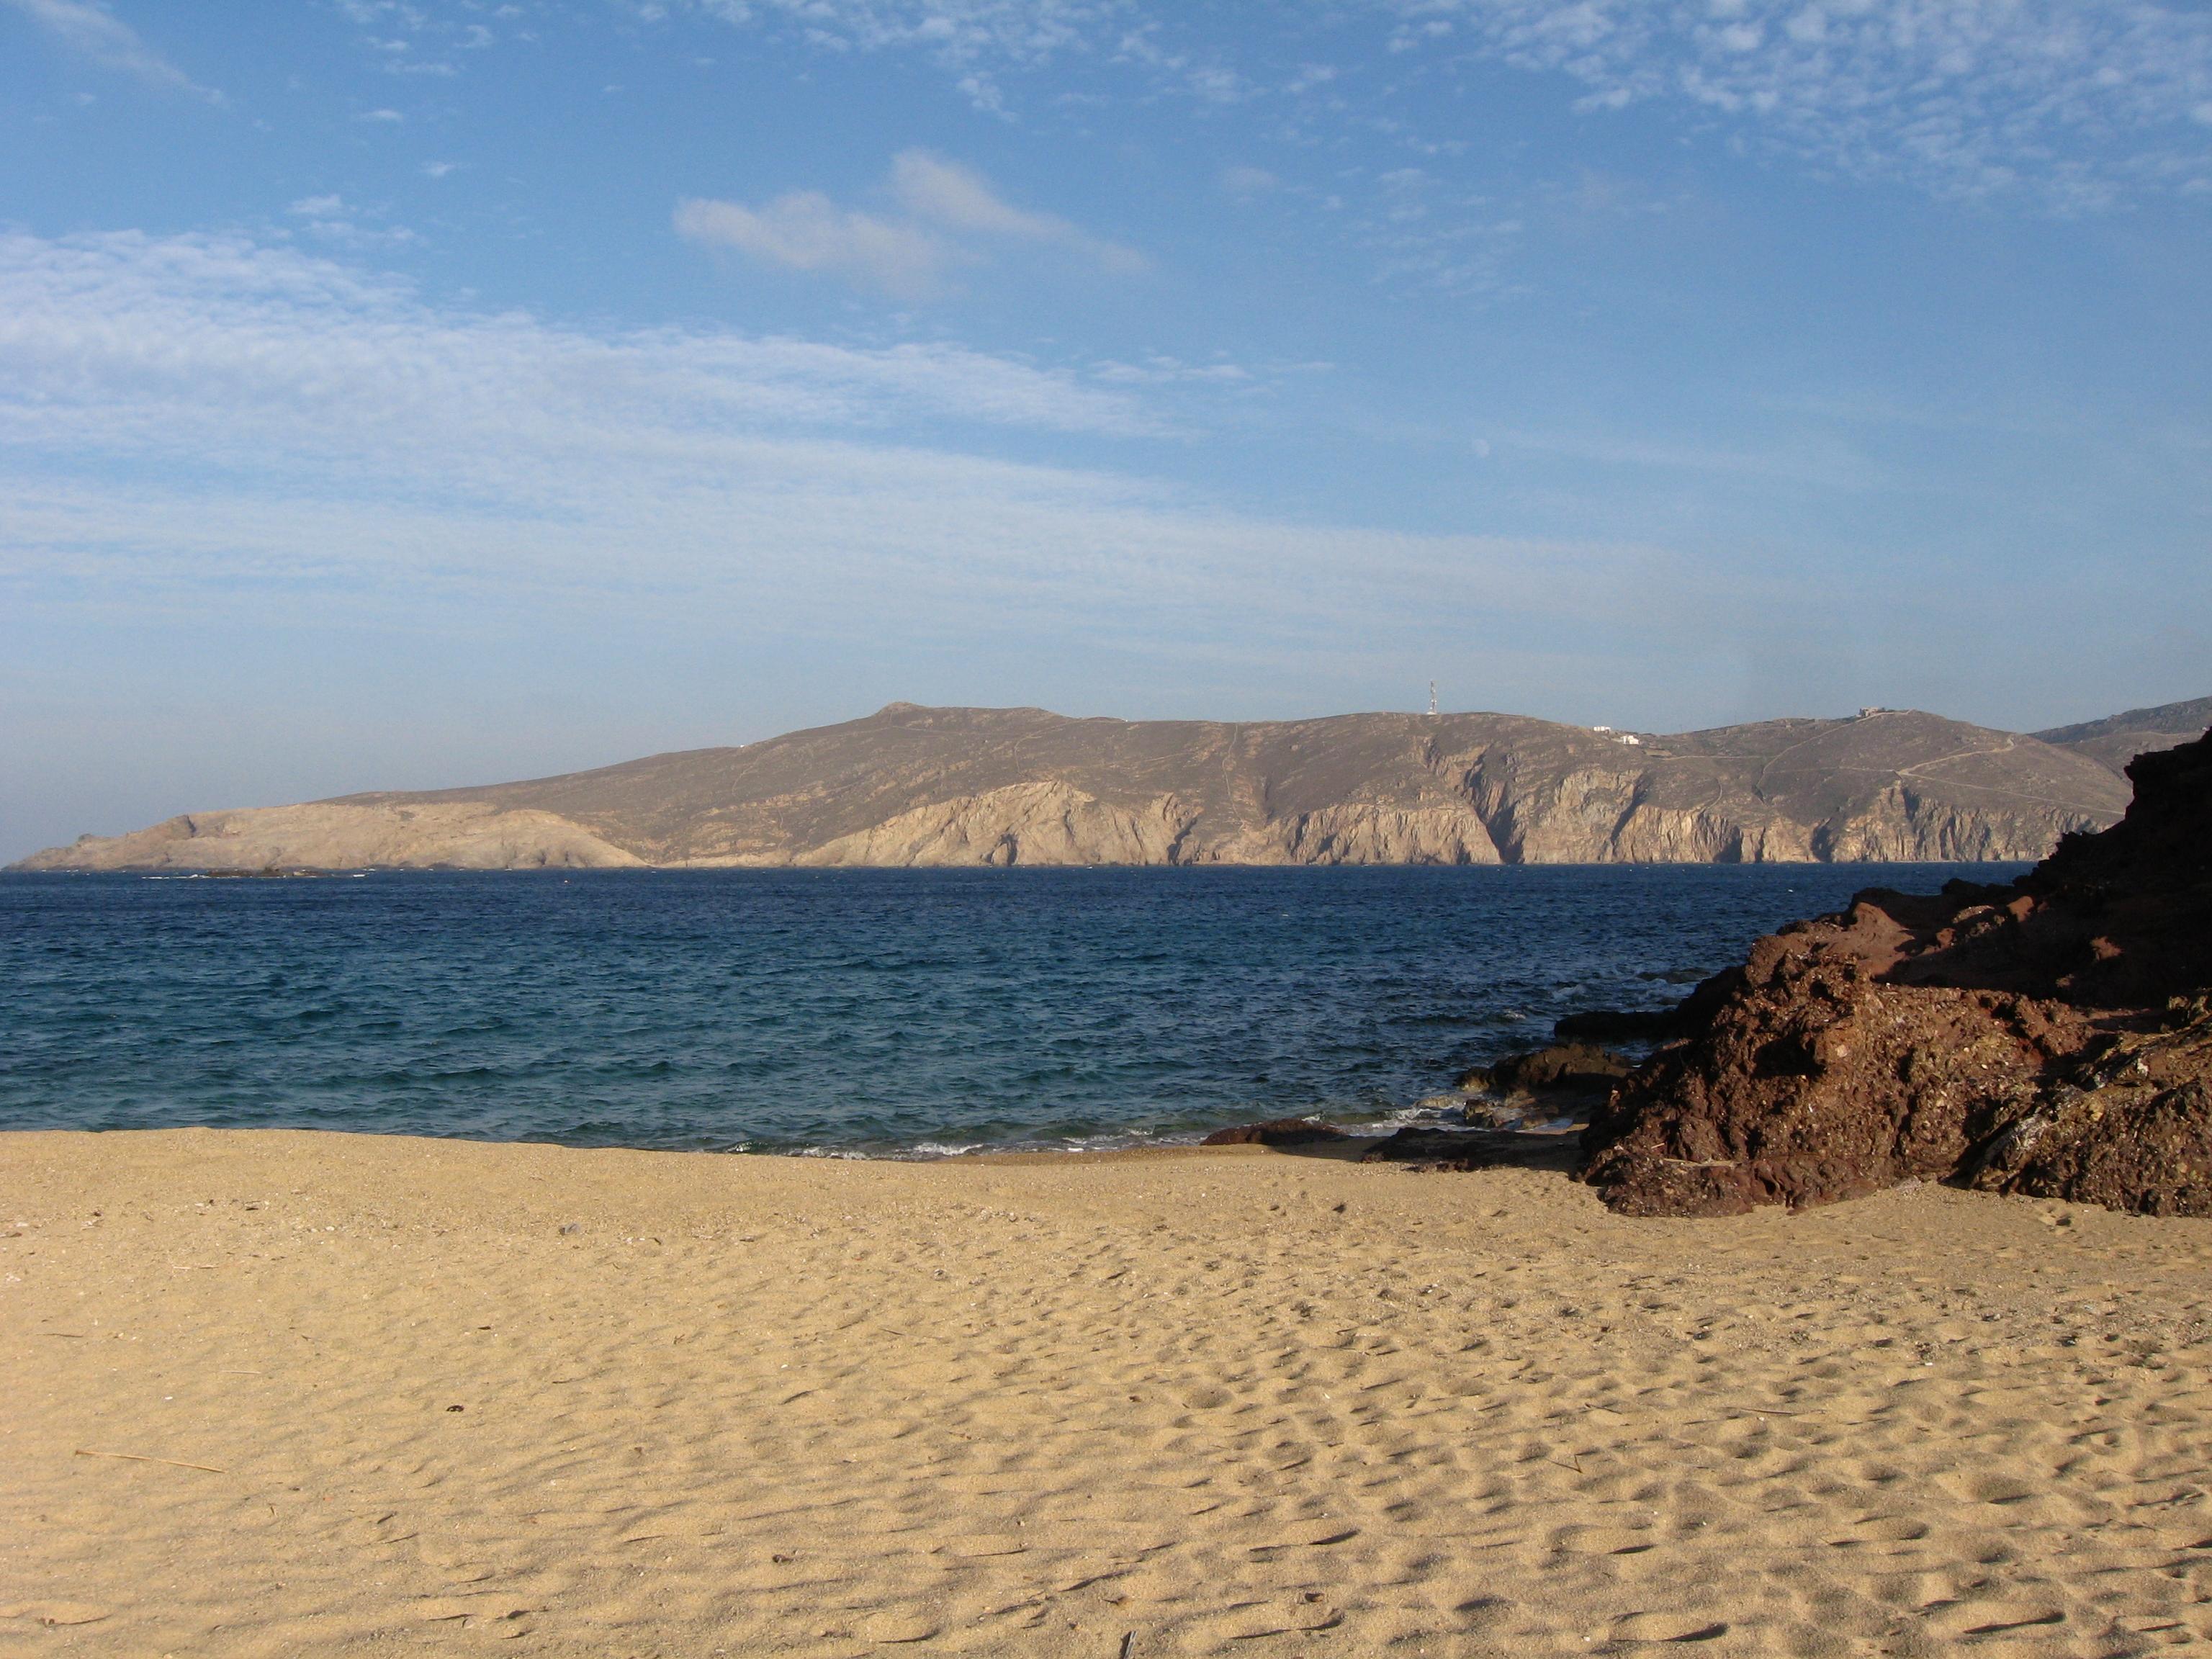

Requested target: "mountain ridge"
[
  {"left": 21, "top": 697, "right": 2200, "bottom": 873},
  {"left": 2033, "top": 696, "right": 2212, "bottom": 775}
]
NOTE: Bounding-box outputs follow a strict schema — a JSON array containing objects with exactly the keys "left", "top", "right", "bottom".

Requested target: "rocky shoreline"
[
  {"left": 1581, "top": 725, "right": 2212, "bottom": 1218},
  {"left": 1211, "top": 726, "right": 2212, "bottom": 1218}
]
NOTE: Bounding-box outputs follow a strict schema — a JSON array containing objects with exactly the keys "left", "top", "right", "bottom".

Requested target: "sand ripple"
[{"left": 5, "top": 1128, "right": 2212, "bottom": 1655}]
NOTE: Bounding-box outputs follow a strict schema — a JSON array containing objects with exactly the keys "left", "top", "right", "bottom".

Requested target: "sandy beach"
[{"left": 6, "top": 1130, "right": 2211, "bottom": 1658}]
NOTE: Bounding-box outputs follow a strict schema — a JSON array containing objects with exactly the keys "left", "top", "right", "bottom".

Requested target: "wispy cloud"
[
  {"left": 675, "top": 193, "right": 957, "bottom": 298},
  {"left": 0, "top": 230, "right": 1159, "bottom": 466},
  {"left": 649, "top": 0, "right": 2212, "bottom": 205},
  {"left": 333, "top": 0, "right": 498, "bottom": 77},
  {"left": 2, "top": 0, "right": 220, "bottom": 100},
  {"left": 678, "top": 150, "right": 1144, "bottom": 296},
  {"left": 1389, "top": 0, "right": 2212, "bottom": 203},
  {"left": 889, "top": 150, "right": 1147, "bottom": 271},
  {"left": 0, "top": 228, "right": 1703, "bottom": 692},
  {"left": 287, "top": 194, "right": 419, "bottom": 249},
  {"left": 665, "top": 0, "right": 1133, "bottom": 108}
]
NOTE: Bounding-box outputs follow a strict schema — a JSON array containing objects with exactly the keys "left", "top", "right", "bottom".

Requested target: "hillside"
[
  {"left": 2035, "top": 696, "right": 2212, "bottom": 774},
  {"left": 16, "top": 702, "right": 2138, "bottom": 871}
]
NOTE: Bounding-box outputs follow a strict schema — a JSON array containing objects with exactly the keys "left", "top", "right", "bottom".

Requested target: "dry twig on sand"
[{"left": 73, "top": 1449, "right": 227, "bottom": 1475}]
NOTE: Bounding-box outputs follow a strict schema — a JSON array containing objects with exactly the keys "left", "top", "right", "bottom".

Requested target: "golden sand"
[{"left": 5, "top": 1128, "right": 2211, "bottom": 1657}]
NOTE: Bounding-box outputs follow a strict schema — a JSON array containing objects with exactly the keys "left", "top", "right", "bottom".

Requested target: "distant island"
[{"left": 17, "top": 696, "right": 2211, "bottom": 873}]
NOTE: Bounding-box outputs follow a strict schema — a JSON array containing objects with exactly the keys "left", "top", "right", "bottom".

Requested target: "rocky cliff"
[
  {"left": 1582, "top": 729, "right": 2212, "bottom": 1218},
  {"left": 16, "top": 701, "right": 2142, "bottom": 872}
]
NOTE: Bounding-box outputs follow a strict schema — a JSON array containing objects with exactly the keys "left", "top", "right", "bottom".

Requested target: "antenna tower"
[{"left": 1428, "top": 680, "right": 1438, "bottom": 718}]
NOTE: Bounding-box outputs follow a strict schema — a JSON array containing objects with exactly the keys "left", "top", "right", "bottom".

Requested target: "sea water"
[{"left": 0, "top": 864, "right": 2021, "bottom": 1155}]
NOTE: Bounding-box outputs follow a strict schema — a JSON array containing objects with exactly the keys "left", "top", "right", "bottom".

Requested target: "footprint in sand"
[
  {"left": 1829, "top": 1514, "right": 1933, "bottom": 1545},
  {"left": 863, "top": 1614, "right": 940, "bottom": 1643},
  {"left": 1549, "top": 1524, "right": 1653, "bottom": 1555},
  {"left": 1608, "top": 1611, "right": 1730, "bottom": 1643},
  {"left": 1936, "top": 1470, "right": 2042, "bottom": 1507}
]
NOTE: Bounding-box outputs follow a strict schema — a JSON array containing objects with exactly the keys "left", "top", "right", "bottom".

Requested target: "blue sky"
[{"left": 2, "top": 0, "right": 2209, "bottom": 855}]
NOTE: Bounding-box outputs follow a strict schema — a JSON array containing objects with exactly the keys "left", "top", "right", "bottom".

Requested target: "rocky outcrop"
[
  {"left": 18, "top": 700, "right": 2146, "bottom": 871},
  {"left": 11, "top": 802, "right": 644, "bottom": 873},
  {"left": 1262, "top": 802, "right": 1501, "bottom": 866},
  {"left": 1583, "top": 730, "right": 2212, "bottom": 1218}
]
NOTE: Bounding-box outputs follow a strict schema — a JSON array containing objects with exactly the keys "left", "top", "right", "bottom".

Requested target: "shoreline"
[
  {"left": 8, "top": 1126, "right": 2211, "bottom": 1656},
  {"left": 6, "top": 860, "right": 2039, "bottom": 876},
  {"left": 0, "top": 1100, "right": 1571, "bottom": 1165}
]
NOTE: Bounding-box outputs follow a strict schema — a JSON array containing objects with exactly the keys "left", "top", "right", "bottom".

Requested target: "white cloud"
[
  {"left": 1090, "top": 353, "right": 1252, "bottom": 385},
  {"left": 891, "top": 151, "right": 1047, "bottom": 236},
  {"left": 678, "top": 152, "right": 1144, "bottom": 296},
  {"left": 675, "top": 193, "right": 957, "bottom": 298},
  {"left": 0, "top": 228, "right": 1704, "bottom": 692},
  {"left": 1382, "top": 0, "right": 2212, "bottom": 202},
  {"left": 286, "top": 193, "right": 418, "bottom": 248},
  {"left": 668, "top": 0, "right": 1130, "bottom": 107},
  {"left": 647, "top": 0, "right": 2212, "bottom": 204},
  {"left": 889, "top": 150, "right": 1147, "bottom": 271},
  {"left": 0, "top": 230, "right": 1158, "bottom": 462},
  {"left": 1, "top": 0, "right": 219, "bottom": 99},
  {"left": 331, "top": 0, "right": 495, "bottom": 77}
]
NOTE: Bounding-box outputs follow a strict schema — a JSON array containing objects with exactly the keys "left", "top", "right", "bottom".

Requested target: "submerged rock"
[
  {"left": 1457, "top": 1043, "right": 1632, "bottom": 1099},
  {"left": 1551, "top": 1007, "right": 1686, "bottom": 1043},
  {"left": 1200, "top": 1118, "right": 1347, "bottom": 1147},
  {"left": 1552, "top": 975, "right": 1740, "bottom": 1046},
  {"left": 1583, "top": 729, "right": 2212, "bottom": 1218}
]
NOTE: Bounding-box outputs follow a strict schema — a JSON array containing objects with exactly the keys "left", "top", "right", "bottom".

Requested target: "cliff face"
[
  {"left": 1583, "top": 730, "right": 2212, "bottom": 1218},
  {"left": 18, "top": 701, "right": 2134, "bottom": 872},
  {"left": 793, "top": 783, "right": 1197, "bottom": 868}
]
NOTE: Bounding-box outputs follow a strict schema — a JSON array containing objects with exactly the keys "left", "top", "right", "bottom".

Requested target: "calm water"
[{"left": 0, "top": 865, "right": 2019, "bottom": 1155}]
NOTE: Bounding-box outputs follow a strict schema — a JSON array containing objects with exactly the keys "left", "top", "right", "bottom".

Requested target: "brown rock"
[
  {"left": 1458, "top": 1043, "right": 1633, "bottom": 1097},
  {"left": 1358, "top": 1127, "right": 1579, "bottom": 1172},
  {"left": 1583, "top": 728, "right": 2212, "bottom": 1218},
  {"left": 1200, "top": 1118, "right": 1346, "bottom": 1147},
  {"left": 1995, "top": 1076, "right": 2212, "bottom": 1218},
  {"left": 1552, "top": 973, "right": 1742, "bottom": 1045}
]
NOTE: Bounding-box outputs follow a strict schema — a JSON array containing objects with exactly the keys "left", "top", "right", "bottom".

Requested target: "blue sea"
[{"left": 0, "top": 865, "right": 2020, "bottom": 1156}]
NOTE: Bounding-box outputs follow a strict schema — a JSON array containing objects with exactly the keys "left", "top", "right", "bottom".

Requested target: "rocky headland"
[
  {"left": 1581, "top": 727, "right": 2212, "bottom": 1218},
  {"left": 19, "top": 696, "right": 2190, "bottom": 871}
]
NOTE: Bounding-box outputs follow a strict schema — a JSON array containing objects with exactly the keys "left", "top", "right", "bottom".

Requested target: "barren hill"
[
  {"left": 2034, "top": 696, "right": 2212, "bottom": 774},
  {"left": 17, "top": 702, "right": 2139, "bottom": 871}
]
